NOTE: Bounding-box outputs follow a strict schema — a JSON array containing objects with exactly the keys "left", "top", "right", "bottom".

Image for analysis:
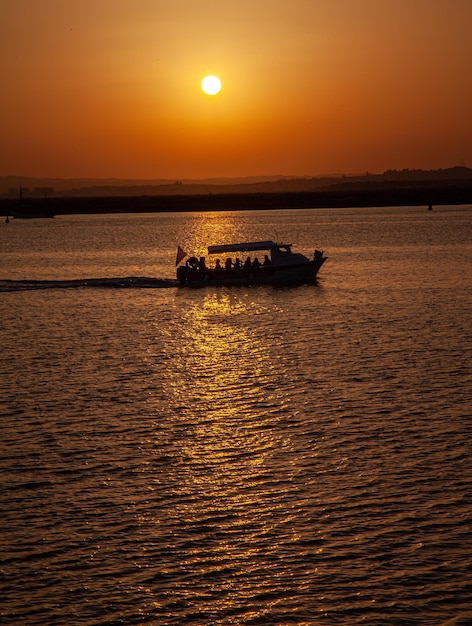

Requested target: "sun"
[{"left": 201, "top": 75, "right": 222, "bottom": 96}]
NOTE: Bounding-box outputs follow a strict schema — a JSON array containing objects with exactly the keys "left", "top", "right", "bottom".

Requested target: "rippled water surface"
[{"left": 1, "top": 207, "right": 471, "bottom": 624}]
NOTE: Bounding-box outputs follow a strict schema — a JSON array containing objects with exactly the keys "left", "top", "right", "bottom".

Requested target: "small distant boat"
[
  {"left": 176, "top": 240, "right": 327, "bottom": 286},
  {"left": 9, "top": 187, "right": 56, "bottom": 218}
]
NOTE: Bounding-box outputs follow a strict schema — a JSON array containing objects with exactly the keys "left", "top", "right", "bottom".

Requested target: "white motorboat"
[{"left": 176, "top": 240, "right": 327, "bottom": 286}]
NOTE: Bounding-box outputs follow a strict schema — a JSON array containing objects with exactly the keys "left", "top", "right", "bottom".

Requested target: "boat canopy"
[{"left": 207, "top": 240, "right": 288, "bottom": 254}]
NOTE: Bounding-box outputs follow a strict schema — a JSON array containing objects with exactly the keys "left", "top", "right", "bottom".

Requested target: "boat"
[
  {"left": 176, "top": 240, "right": 327, "bottom": 286},
  {"left": 9, "top": 188, "right": 56, "bottom": 219}
]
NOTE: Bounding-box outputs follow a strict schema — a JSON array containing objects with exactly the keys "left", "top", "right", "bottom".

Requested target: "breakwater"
[{"left": 2, "top": 184, "right": 472, "bottom": 216}]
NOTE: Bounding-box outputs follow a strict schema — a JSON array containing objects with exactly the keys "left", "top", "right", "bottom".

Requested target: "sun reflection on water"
[
  {"left": 157, "top": 290, "right": 292, "bottom": 505},
  {"left": 146, "top": 289, "right": 307, "bottom": 622},
  {"left": 165, "top": 292, "right": 282, "bottom": 462},
  {"left": 176, "top": 210, "right": 263, "bottom": 260}
]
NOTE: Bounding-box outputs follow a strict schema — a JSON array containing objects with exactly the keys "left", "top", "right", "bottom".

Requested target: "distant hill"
[
  {"left": 1, "top": 167, "right": 471, "bottom": 199},
  {"left": 0, "top": 174, "right": 302, "bottom": 197}
]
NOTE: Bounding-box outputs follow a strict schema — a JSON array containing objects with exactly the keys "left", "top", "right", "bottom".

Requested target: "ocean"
[{"left": 1, "top": 206, "right": 471, "bottom": 625}]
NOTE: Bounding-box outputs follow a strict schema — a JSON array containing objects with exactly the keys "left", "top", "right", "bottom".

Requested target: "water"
[{"left": 1, "top": 206, "right": 471, "bottom": 625}]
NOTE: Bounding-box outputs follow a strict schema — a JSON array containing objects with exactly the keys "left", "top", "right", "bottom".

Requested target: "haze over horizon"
[{"left": 1, "top": 0, "right": 471, "bottom": 180}]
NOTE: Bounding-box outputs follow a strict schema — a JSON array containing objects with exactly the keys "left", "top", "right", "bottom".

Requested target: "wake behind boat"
[{"left": 176, "top": 240, "right": 327, "bottom": 286}]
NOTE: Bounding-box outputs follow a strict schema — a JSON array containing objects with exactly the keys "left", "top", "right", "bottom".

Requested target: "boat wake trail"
[{"left": 0, "top": 277, "right": 179, "bottom": 292}]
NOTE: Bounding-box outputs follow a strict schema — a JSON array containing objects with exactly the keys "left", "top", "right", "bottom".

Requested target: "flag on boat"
[{"left": 175, "top": 246, "right": 187, "bottom": 266}]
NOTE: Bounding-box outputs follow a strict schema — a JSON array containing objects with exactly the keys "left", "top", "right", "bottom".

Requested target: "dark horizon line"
[{"left": 2, "top": 182, "right": 472, "bottom": 217}]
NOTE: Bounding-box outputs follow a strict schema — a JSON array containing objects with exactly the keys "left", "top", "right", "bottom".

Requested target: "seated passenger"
[
  {"left": 186, "top": 256, "right": 199, "bottom": 270},
  {"left": 252, "top": 257, "right": 261, "bottom": 267},
  {"left": 225, "top": 257, "right": 232, "bottom": 270},
  {"left": 263, "top": 254, "right": 271, "bottom": 265},
  {"left": 199, "top": 257, "right": 206, "bottom": 270},
  {"left": 244, "top": 257, "right": 252, "bottom": 268},
  {"left": 215, "top": 259, "right": 222, "bottom": 269},
  {"left": 234, "top": 257, "right": 241, "bottom": 269}
]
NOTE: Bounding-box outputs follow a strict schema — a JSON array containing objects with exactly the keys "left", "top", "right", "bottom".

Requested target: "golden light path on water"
[{"left": 154, "top": 290, "right": 311, "bottom": 622}]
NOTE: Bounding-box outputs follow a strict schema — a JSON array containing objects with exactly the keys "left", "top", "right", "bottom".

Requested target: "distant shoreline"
[{"left": 1, "top": 185, "right": 472, "bottom": 216}]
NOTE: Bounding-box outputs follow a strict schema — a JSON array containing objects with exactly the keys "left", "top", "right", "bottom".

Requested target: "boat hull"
[{"left": 178, "top": 258, "right": 326, "bottom": 286}]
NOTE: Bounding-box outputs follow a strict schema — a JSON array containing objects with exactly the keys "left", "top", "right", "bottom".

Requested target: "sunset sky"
[{"left": 1, "top": 0, "right": 471, "bottom": 179}]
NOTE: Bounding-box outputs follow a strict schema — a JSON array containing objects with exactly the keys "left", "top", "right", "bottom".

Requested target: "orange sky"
[{"left": 1, "top": 0, "right": 471, "bottom": 179}]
